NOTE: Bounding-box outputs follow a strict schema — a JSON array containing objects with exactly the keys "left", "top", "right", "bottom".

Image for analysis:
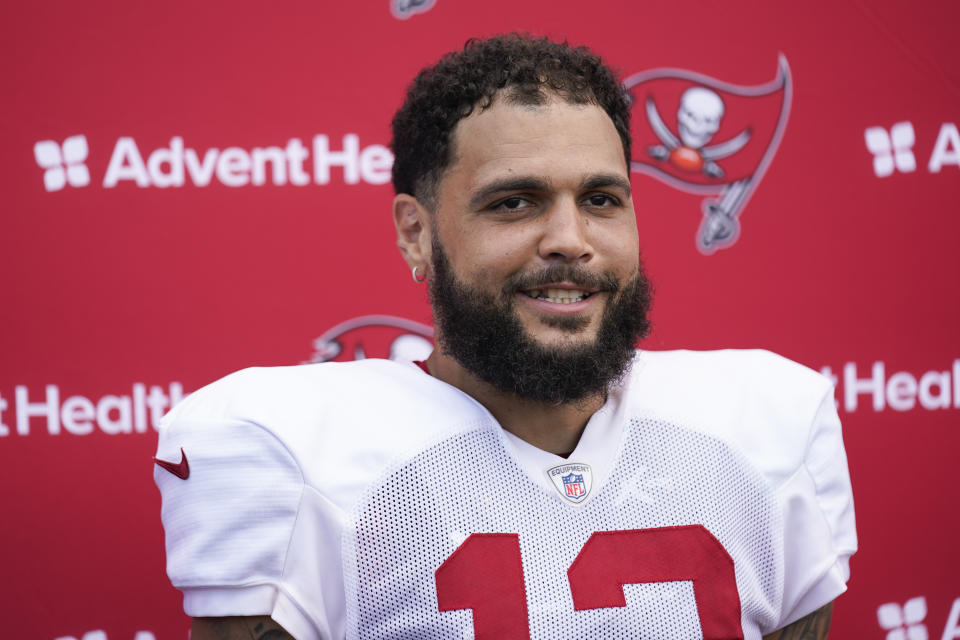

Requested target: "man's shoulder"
[
  {"left": 159, "top": 359, "right": 490, "bottom": 463},
  {"left": 626, "top": 348, "right": 837, "bottom": 487},
  {"left": 629, "top": 348, "right": 831, "bottom": 401},
  {"left": 634, "top": 346, "right": 824, "bottom": 375},
  {"left": 168, "top": 358, "right": 471, "bottom": 421}
]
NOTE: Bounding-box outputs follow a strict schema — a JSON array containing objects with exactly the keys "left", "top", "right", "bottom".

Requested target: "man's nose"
[{"left": 537, "top": 197, "right": 594, "bottom": 262}]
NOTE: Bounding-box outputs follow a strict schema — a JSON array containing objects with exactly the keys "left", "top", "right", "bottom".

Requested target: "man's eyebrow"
[
  {"left": 468, "top": 177, "right": 550, "bottom": 210},
  {"left": 581, "top": 174, "right": 632, "bottom": 198}
]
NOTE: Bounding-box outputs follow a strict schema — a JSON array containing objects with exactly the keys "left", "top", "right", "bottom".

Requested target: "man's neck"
[{"left": 426, "top": 351, "right": 606, "bottom": 455}]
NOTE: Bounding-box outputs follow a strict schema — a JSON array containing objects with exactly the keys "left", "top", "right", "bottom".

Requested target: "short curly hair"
[{"left": 390, "top": 34, "right": 632, "bottom": 208}]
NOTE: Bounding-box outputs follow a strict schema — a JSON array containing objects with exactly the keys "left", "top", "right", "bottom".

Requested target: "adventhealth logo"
[
  {"left": 34, "top": 135, "right": 91, "bottom": 192},
  {"left": 876, "top": 595, "right": 960, "bottom": 640},
  {"left": 33, "top": 134, "right": 393, "bottom": 190},
  {"left": 55, "top": 630, "right": 155, "bottom": 640},
  {"left": 864, "top": 122, "right": 917, "bottom": 177},
  {"left": 864, "top": 121, "right": 960, "bottom": 178},
  {"left": 878, "top": 597, "right": 928, "bottom": 640}
]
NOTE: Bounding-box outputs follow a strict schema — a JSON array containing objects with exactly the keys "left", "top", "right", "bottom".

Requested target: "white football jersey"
[{"left": 154, "top": 349, "right": 856, "bottom": 640}]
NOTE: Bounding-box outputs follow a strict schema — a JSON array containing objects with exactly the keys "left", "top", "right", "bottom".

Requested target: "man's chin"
[
  {"left": 518, "top": 324, "right": 601, "bottom": 353},
  {"left": 515, "top": 306, "right": 596, "bottom": 334}
]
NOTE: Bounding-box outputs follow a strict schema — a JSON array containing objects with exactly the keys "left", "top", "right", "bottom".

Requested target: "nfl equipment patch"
[{"left": 546, "top": 463, "right": 593, "bottom": 505}]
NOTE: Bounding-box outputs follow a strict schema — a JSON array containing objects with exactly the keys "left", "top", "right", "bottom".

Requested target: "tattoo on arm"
[
  {"left": 245, "top": 618, "right": 294, "bottom": 640},
  {"left": 192, "top": 616, "right": 294, "bottom": 640},
  {"left": 763, "top": 601, "right": 834, "bottom": 640}
]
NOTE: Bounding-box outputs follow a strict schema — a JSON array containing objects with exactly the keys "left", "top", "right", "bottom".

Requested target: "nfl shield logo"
[
  {"left": 546, "top": 463, "right": 593, "bottom": 505},
  {"left": 562, "top": 473, "right": 586, "bottom": 498}
]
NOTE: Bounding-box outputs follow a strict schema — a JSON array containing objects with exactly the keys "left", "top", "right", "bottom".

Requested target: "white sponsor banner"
[
  {"left": 820, "top": 359, "right": 960, "bottom": 413},
  {"left": 0, "top": 382, "right": 186, "bottom": 437},
  {"left": 34, "top": 134, "right": 393, "bottom": 192}
]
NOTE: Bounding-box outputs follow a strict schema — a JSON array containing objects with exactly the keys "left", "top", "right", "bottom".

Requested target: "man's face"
[{"left": 424, "top": 96, "right": 651, "bottom": 402}]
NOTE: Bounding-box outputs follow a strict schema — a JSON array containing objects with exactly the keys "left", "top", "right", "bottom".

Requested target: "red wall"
[{"left": 2, "top": 1, "right": 958, "bottom": 638}]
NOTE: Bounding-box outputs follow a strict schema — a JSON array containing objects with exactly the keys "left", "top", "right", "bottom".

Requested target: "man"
[{"left": 155, "top": 35, "right": 856, "bottom": 639}]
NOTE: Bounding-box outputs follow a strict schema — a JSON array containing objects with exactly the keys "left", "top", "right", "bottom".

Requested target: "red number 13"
[{"left": 435, "top": 525, "right": 743, "bottom": 640}]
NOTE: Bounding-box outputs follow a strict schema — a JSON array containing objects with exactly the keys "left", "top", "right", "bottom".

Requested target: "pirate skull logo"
[
  {"left": 678, "top": 87, "right": 724, "bottom": 148},
  {"left": 646, "top": 86, "right": 751, "bottom": 179}
]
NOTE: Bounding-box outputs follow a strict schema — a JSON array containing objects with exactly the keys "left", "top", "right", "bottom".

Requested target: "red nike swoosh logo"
[{"left": 154, "top": 448, "right": 190, "bottom": 480}]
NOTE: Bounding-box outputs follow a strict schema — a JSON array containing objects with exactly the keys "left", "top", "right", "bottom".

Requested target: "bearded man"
[{"left": 155, "top": 34, "right": 856, "bottom": 640}]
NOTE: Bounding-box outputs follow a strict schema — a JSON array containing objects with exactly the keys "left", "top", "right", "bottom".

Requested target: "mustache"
[{"left": 503, "top": 264, "right": 620, "bottom": 294}]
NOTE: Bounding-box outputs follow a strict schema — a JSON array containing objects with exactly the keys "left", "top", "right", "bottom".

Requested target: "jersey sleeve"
[
  {"left": 775, "top": 387, "right": 857, "bottom": 628},
  {"left": 154, "top": 372, "right": 341, "bottom": 640}
]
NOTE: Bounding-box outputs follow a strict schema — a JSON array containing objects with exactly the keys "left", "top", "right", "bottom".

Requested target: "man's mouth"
[{"left": 521, "top": 288, "right": 594, "bottom": 304}]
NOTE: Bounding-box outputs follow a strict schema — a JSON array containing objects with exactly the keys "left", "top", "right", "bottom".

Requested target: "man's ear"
[{"left": 393, "top": 193, "right": 433, "bottom": 271}]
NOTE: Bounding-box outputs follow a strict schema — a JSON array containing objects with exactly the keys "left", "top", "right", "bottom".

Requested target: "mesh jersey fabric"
[{"left": 154, "top": 349, "right": 856, "bottom": 640}]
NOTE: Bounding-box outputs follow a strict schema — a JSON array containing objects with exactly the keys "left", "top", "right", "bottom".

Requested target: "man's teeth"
[{"left": 525, "top": 289, "right": 589, "bottom": 303}]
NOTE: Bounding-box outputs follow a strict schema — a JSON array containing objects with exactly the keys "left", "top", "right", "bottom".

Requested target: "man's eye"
[
  {"left": 585, "top": 194, "right": 617, "bottom": 207},
  {"left": 497, "top": 197, "right": 529, "bottom": 210}
]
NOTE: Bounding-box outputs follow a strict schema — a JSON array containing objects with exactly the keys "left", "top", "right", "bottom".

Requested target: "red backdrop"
[{"left": 2, "top": 1, "right": 958, "bottom": 638}]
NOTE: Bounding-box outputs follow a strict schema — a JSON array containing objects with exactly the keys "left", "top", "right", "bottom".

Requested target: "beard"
[{"left": 428, "top": 235, "right": 652, "bottom": 405}]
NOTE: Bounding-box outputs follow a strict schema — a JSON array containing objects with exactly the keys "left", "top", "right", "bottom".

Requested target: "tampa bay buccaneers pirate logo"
[
  {"left": 305, "top": 315, "right": 434, "bottom": 363},
  {"left": 625, "top": 56, "right": 792, "bottom": 254}
]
